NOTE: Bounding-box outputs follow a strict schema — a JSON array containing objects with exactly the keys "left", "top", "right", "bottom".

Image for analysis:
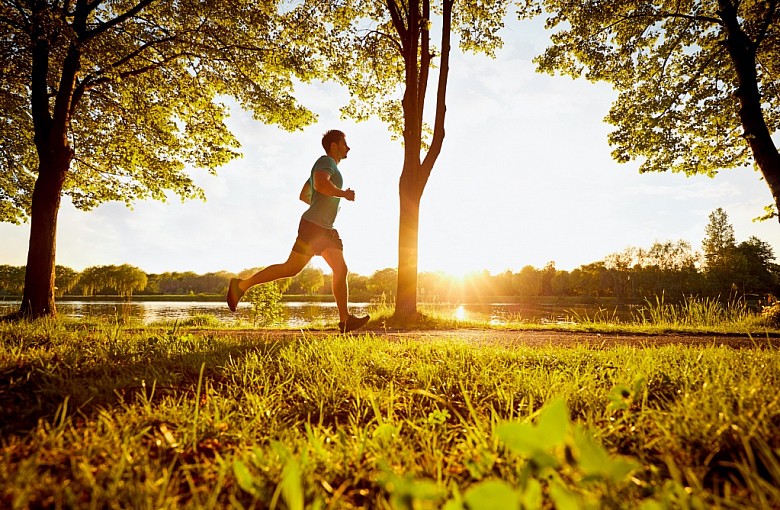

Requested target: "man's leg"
[
  {"left": 321, "top": 248, "right": 370, "bottom": 333},
  {"left": 321, "top": 247, "right": 349, "bottom": 322},
  {"left": 227, "top": 250, "right": 311, "bottom": 311},
  {"left": 239, "top": 250, "right": 311, "bottom": 292}
]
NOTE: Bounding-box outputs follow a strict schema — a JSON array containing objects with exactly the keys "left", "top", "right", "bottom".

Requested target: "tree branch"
[
  {"left": 417, "top": 0, "right": 429, "bottom": 119},
  {"left": 79, "top": 0, "right": 156, "bottom": 42},
  {"left": 386, "top": 0, "right": 409, "bottom": 53},
  {"left": 359, "top": 29, "right": 404, "bottom": 57},
  {"left": 753, "top": 0, "right": 778, "bottom": 49},
  {"left": 421, "top": 0, "right": 451, "bottom": 181}
]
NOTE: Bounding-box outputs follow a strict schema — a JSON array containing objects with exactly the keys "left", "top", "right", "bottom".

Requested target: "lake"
[{"left": 0, "top": 299, "right": 639, "bottom": 326}]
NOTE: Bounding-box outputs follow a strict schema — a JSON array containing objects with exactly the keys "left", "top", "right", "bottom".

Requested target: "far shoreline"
[{"left": 0, "top": 294, "right": 651, "bottom": 307}]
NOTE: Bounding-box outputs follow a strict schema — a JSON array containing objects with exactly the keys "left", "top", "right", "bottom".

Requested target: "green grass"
[{"left": 1, "top": 318, "right": 779, "bottom": 508}]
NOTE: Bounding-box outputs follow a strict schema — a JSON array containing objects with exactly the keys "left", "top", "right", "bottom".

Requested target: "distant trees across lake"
[
  {"left": 1, "top": 243, "right": 777, "bottom": 304},
  {"left": 2, "top": 209, "right": 777, "bottom": 303}
]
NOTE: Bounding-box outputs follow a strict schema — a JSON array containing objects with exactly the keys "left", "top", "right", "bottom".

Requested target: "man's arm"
[
  {"left": 299, "top": 180, "right": 312, "bottom": 204},
  {"left": 313, "top": 170, "right": 355, "bottom": 201}
]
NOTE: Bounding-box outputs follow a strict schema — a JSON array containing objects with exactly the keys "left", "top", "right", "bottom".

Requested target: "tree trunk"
[
  {"left": 389, "top": 0, "right": 452, "bottom": 324},
  {"left": 19, "top": 13, "right": 81, "bottom": 318},
  {"left": 718, "top": 0, "right": 780, "bottom": 220},
  {"left": 395, "top": 165, "right": 423, "bottom": 321},
  {"left": 19, "top": 156, "right": 69, "bottom": 318}
]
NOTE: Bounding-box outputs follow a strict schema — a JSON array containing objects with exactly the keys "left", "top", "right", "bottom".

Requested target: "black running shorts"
[{"left": 292, "top": 219, "right": 344, "bottom": 256}]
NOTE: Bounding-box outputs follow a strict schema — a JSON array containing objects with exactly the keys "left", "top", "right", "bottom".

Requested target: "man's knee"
[
  {"left": 330, "top": 259, "right": 348, "bottom": 277},
  {"left": 282, "top": 252, "right": 311, "bottom": 276}
]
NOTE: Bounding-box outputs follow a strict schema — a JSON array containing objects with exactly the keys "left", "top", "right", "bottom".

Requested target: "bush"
[
  {"left": 761, "top": 302, "right": 780, "bottom": 327},
  {"left": 245, "top": 283, "right": 284, "bottom": 326},
  {"left": 181, "top": 314, "right": 222, "bottom": 328}
]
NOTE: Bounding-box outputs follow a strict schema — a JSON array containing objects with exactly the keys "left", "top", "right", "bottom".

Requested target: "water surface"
[{"left": 0, "top": 299, "right": 637, "bottom": 326}]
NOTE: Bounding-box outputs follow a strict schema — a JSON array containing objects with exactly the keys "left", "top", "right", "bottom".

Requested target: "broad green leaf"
[
  {"left": 463, "top": 480, "right": 522, "bottom": 510},
  {"left": 573, "top": 428, "right": 609, "bottom": 475},
  {"left": 537, "top": 399, "right": 570, "bottom": 446},
  {"left": 521, "top": 478, "right": 543, "bottom": 510},
  {"left": 605, "top": 458, "right": 639, "bottom": 484},
  {"left": 496, "top": 399, "right": 570, "bottom": 456},
  {"left": 496, "top": 422, "right": 540, "bottom": 454},
  {"left": 549, "top": 483, "right": 581, "bottom": 510}
]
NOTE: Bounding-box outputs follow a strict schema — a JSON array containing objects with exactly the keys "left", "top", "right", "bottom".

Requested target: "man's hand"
[{"left": 313, "top": 171, "right": 357, "bottom": 201}]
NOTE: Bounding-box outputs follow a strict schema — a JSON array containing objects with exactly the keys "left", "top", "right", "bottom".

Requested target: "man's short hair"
[{"left": 322, "top": 129, "right": 345, "bottom": 152}]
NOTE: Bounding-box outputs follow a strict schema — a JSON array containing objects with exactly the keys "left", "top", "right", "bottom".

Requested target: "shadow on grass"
[{"left": 0, "top": 326, "right": 305, "bottom": 436}]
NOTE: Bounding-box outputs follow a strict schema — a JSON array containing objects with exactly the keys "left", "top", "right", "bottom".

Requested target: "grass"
[{"left": 1, "top": 316, "right": 779, "bottom": 509}]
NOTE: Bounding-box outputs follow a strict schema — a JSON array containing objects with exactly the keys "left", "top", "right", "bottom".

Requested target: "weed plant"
[{"left": 1, "top": 318, "right": 779, "bottom": 508}]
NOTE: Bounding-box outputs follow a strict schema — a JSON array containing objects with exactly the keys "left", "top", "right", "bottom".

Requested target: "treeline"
[
  {"left": 1, "top": 209, "right": 777, "bottom": 303},
  {"left": 0, "top": 239, "right": 776, "bottom": 302}
]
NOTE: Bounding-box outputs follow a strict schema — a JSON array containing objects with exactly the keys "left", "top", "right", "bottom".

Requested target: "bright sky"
[{"left": 2, "top": 17, "right": 779, "bottom": 278}]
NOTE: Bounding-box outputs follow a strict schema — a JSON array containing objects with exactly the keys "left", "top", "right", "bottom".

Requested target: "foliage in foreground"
[{"left": 1, "top": 319, "right": 779, "bottom": 509}]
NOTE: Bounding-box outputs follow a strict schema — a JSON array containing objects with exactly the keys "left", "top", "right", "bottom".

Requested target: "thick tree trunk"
[
  {"left": 19, "top": 156, "right": 69, "bottom": 318},
  {"left": 389, "top": 0, "right": 452, "bottom": 324},
  {"left": 19, "top": 12, "right": 81, "bottom": 318},
  {"left": 395, "top": 167, "right": 423, "bottom": 321},
  {"left": 719, "top": 0, "right": 780, "bottom": 220}
]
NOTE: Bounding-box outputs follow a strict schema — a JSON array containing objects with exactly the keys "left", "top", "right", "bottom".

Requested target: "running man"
[{"left": 226, "top": 130, "right": 370, "bottom": 333}]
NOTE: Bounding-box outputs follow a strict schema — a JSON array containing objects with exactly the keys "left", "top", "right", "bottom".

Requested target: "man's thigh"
[{"left": 321, "top": 247, "right": 347, "bottom": 274}]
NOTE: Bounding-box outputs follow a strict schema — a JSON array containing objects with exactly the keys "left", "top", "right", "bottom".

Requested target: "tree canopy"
[
  {"left": 1, "top": 0, "right": 324, "bottom": 316},
  {"left": 1, "top": 0, "right": 319, "bottom": 224},
  {"left": 518, "top": 0, "right": 780, "bottom": 216}
]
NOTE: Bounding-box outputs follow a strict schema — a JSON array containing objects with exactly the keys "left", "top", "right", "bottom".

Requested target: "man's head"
[{"left": 322, "top": 129, "right": 349, "bottom": 161}]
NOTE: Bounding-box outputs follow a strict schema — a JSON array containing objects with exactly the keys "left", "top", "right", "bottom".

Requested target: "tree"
[
  {"left": 110, "top": 264, "right": 147, "bottom": 298},
  {"left": 1, "top": 0, "right": 319, "bottom": 317},
  {"left": 54, "top": 265, "right": 79, "bottom": 297},
  {"left": 513, "top": 265, "right": 542, "bottom": 298},
  {"left": 518, "top": 1, "right": 780, "bottom": 219},
  {"left": 367, "top": 268, "right": 398, "bottom": 299},
  {"left": 77, "top": 265, "right": 106, "bottom": 296},
  {"left": 311, "top": 0, "right": 510, "bottom": 321},
  {"left": 292, "top": 266, "right": 325, "bottom": 295},
  {"left": 732, "top": 236, "right": 777, "bottom": 295},
  {"left": 0, "top": 265, "right": 25, "bottom": 294},
  {"left": 702, "top": 208, "right": 737, "bottom": 269}
]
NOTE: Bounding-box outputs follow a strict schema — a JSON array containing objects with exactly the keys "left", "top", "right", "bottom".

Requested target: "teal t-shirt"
[{"left": 301, "top": 155, "right": 343, "bottom": 229}]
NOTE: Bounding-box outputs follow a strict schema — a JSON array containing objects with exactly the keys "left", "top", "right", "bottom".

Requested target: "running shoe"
[{"left": 339, "top": 314, "right": 370, "bottom": 333}]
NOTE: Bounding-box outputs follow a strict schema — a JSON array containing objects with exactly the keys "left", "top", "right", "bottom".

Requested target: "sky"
[{"left": 2, "top": 16, "right": 780, "bottom": 278}]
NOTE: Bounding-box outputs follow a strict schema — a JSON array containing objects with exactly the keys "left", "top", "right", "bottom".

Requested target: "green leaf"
[
  {"left": 521, "top": 478, "right": 543, "bottom": 510},
  {"left": 380, "top": 469, "right": 445, "bottom": 508},
  {"left": 549, "top": 483, "right": 580, "bottom": 510},
  {"left": 463, "top": 480, "right": 521, "bottom": 510},
  {"left": 604, "top": 458, "right": 639, "bottom": 484},
  {"left": 496, "top": 399, "right": 570, "bottom": 456},
  {"left": 574, "top": 427, "right": 637, "bottom": 483},
  {"left": 232, "top": 460, "right": 257, "bottom": 496},
  {"left": 372, "top": 423, "right": 400, "bottom": 445},
  {"left": 573, "top": 428, "right": 609, "bottom": 475},
  {"left": 637, "top": 500, "right": 664, "bottom": 510},
  {"left": 281, "top": 457, "right": 304, "bottom": 510},
  {"left": 537, "top": 399, "right": 569, "bottom": 446}
]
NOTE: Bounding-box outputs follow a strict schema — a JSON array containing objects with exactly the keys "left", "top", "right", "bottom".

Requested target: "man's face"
[{"left": 335, "top": 137, "right": 350, "bottom": 160}]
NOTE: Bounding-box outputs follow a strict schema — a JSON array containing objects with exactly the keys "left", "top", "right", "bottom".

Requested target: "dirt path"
[{"left": 195, "top": 328, "right": 779, "bottom": 349}]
